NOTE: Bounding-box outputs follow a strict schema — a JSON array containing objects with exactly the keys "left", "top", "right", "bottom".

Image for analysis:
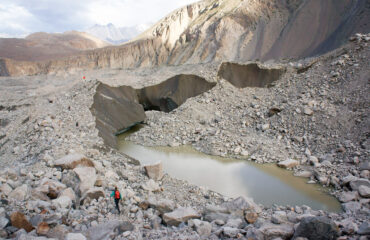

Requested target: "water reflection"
[{"left": 118, "top": 133, "right": 341, "bottom": 212}]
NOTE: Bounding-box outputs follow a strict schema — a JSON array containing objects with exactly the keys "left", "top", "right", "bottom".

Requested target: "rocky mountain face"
[
  {"left": 85, "top": 23, "right": 151, "bottom": 44},
  {"left": 0, "top": 31, "right": 110, "bottom": 62},
  {"left": 1, "top": 0, "right": 369, "bottom": 76}
]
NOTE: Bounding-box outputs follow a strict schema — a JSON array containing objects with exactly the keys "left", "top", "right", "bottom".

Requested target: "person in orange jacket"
[{"left": 110, "top": 186, "right": 122, "bottom": 213}]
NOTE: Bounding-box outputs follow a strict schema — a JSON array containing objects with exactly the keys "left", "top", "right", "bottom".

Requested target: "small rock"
[
  {"left": 271, "top": 211, "right": 287, "bottom": 224},
  {"left": 10, "top": 212, "right": 34, "bottom": 232},
  {"left": 225, "top": 218, "right": 243, "bottom": 228},
  {"left": 59, "top": 188, "right": 76, "bottom": 202},
  {"left": 357, "top": 222, "right": 370, "bottom": 235},
  {"left": 294, "top": 171, "right": 312, "bottom": 178},
  {"left": 338, "top": 218, "right": 358, "bottom": 234},
  {"left": 309, "top": 156, "right": 319, "bottom": 165},
  {"left": 222, "top": 227, "right": 240, "bottom": 238},
  {"left": 0, "top": 216, "right": 9, "bottom": 229},
  {"left": 52, "top": 196, "right": 72, "bottom": 209},
  {"left": 277, "top": 159, "right": 299, "bottom": 169},
  {"left": 8, "top": 184, "right": 28, "bottom": 201},
  {"left": 359, "top": 161, "right": 370, "bottom": 171},
  {"left": 358, "top": 185, "right": 370, "bottom": 198},
  {"left": 303, "top": 107, "right": 313, "bottom": 116},
  {"left": 65, "top": 232, "right": 87, "bottom": 240},
  {"left": 0, "top": 183, "right": 13, "bottom": 196},
  {"left": 342, "top": 201, "right": 361, "bottom": 213},
  {"left": 36, "top": 222, "right": 49, "bottom": 235},
  {"left": 262, "top": 124, "right": 270, "bottom": 131},
  {"left": 245, "top": 211, "right": 258, "bottom": 224},
  {"left": 189, "top": 219, "right": 212, "bottom": 236}
]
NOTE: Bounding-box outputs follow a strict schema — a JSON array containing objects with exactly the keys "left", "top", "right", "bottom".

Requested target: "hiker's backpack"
[{"left": 115, "top": 190, "right": 120, "bottom": 199}]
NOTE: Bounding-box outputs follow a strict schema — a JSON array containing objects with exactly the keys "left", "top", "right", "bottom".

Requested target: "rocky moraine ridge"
[{"left": 0, "top": 33, "right": 369, "bottom": 239}]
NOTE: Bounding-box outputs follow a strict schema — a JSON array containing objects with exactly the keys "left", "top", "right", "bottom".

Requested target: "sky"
[{"left": 0, "top": 0, "right": 199, "bottom": 38}]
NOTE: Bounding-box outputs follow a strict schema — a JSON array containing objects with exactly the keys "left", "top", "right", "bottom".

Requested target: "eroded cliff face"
[
  {"left": 91, "top": 74, "right": 215, "bottom": 147},
  {"left": 218, "top": 62, "right": 286, "bottom": 88},
  {"left": 2, "top": 0, "right": 369, "bottom": 76}
]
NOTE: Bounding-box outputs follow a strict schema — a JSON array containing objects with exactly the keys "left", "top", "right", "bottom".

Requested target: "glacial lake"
[{"left": 118, "top": 132, "right": 341, "bottom": 212}]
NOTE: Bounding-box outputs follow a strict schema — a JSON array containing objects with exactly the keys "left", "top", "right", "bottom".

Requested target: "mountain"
[
  {"left": 0, "top": 31, "right": 110, "bottom": 62},
  {"left": 85, "top": 23, "right": 151, "bottom": 44},
  {"left": 1, "top": 0, "right": 369, "bottom": 76}
]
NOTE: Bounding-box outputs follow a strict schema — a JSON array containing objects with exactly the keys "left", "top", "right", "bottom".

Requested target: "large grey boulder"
[
  {"left": 163, "top": 207, "right": 200, "bottom": 226},
  {"left": 54, "top": 154, "right": 94, "bottom": 170},
  {"left": 84, "top": 220, "right": 133, "bottom": 240},
  {"left": 349, "top": 178, "right": 370, "bottom": 191},
  {"left": 74, "top": 167, "right": 96, "bottom": 194},
  {"left": 221, "top": 196, "right": 262, "bottom": 215},
  {"left": 258, "top": 222, "right": 294, "bottom": 240},
  {"left": 147, "top": 198, "right": 175, "bottom": 214},
  {"left": 34, "top": 178, "right": 67, "bottom": 199},
  {"left": 144, "top": 162, "right": 164, "bottom": 181},
  {"left": 292, "top": 216, "right": 339, "bottom": 240}
]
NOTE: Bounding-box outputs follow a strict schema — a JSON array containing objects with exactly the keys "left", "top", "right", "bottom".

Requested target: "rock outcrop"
[
  {"left": 91, "top": 74, "right": 215, "bottom": 147},
  {"left": 218, "top": 62, "right": 286, "bottom": 88}
]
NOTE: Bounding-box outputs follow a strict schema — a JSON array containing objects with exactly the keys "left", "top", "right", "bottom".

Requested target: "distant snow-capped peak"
[{"left": 85, "top": 23, "right": 151, "bottom": 45}]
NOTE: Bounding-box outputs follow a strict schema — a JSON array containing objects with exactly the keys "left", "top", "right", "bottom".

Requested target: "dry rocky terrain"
[
  {"left": 0, "top": 0, "right": 369, "bottom": 239},
  {"left": 0, "top": 32, "right": 369, "bottom": 239}
]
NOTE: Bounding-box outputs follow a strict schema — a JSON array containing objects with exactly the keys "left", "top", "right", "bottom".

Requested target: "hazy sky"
[{"left": 0, "top": 0, "right": 199, "bottom": 38}]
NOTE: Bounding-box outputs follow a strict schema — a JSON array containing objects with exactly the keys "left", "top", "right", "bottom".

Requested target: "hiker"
[{"left": 111, "top": 186, "right": 122, "bottom": 213}]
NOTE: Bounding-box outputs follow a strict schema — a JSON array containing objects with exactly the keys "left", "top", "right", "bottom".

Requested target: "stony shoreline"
[{"left": 0, "top": 35, "right": 369, "bottom": 239}]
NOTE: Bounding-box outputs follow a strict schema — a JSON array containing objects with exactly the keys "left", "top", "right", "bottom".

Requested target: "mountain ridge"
[
  {"left": 0, "top": 0, "right": 369, "bottom": 76},
  {"left": 0, "top": 31, "right": 110, "bottom": 62}
]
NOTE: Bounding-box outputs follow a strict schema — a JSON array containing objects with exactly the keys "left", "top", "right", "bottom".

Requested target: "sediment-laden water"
[{"left": 118, "top": 133, "right": 341, "bottom": 212}]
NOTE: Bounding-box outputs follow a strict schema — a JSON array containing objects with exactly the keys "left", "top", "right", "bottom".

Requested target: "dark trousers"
[{"left": 114, "top": 199, "right": 120, "bottom": 213}]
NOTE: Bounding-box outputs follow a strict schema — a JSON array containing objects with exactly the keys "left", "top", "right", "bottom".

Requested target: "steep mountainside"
[
  {"left": 0, "top": 31, "right": 110, "bottom": 62},
  {"left": 1, "top": 0, "right": 369, "bottom": 76}
]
